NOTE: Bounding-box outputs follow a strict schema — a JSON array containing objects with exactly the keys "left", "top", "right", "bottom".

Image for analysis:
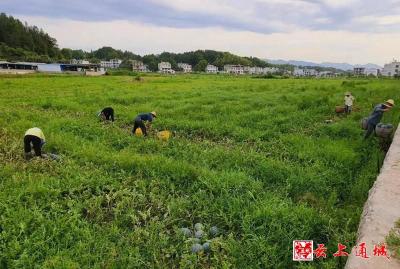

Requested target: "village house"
[
  {"left": 353, "top": 67, "right": 366, "bottom": 76},
  {"left": 206, "top": 64, "right": 218, "bottom": 73},
  {"left": 177, "top": 63, "right": 192, "bottom": 73},
  {"left": 247, "top": 66, "right": 264, "bottom": 74},
  {"left": 243, "top": 66, "right": 279, "bottom": 75},
  {"left": 353, "top": 67, "right": 380, "bottom": 77},
  {"left": 263, "top": 67, "right": 279, "bottom": 74},
  {"left": 100, "top": 59, "right": 122, "bottom": 69},
  {"left": 293, "top": 68, "right": 318, "bottom": 77},
  {"left": 318, "top": 71, "right": 335, "bottom": 78},
  {"left": 224, "top": 64, "right": 244, "bottom": 75},
  {"left": 70, "top": 59, "right": 90, "bottom": 65},
  {"left": 0, "top": 61, "right": 105, "bottom": 75},
  {"left": 304, "top": 69, "right": 318, "bottom": 76},
  {"left": 131, "top": 60, "right": 149, "bottom": 72},
  {"left": 243, "top": 66, "right": 251, "bottom": 74},
  {"left": 381, "top": 60, "right": 400, "bottom": 77},
  {"left": 365, "top": 68, "right": 380, "bottom": 76},
  {"left": 293, "top": 68, "right": 304, "bottom": 76},
  {"left": 158, "top": 62, "right": 174, "bottom": 74},
  {"left": 0, "top": 61, "right": 38, "bottom": 74}
]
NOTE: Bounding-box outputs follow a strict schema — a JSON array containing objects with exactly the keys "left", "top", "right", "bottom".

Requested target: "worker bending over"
[
  {"left": 132, "top": 111, "right": 157, "bottom": 136},
  {"left": 364, "top": 99, "right": 394, "bottom": 139},
  {"left": 99, "top": 107, "right": 115, "bottom": 122},
  {"left": 24, "top": 127, "right": 46, "bottom": 159}
]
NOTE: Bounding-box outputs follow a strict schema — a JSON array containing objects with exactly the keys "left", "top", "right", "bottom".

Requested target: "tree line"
[
  {"left": 0, "top": 13, "right": 59, "bottom": 62},
  {"left": 0, "top": 13, "right": 277, "bottom": 71}
]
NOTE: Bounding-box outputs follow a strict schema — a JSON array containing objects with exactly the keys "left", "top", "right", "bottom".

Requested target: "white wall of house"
[
  {"left": 365, "top": 68, "right": 380, "bottom": 76},
  {"left": 382, "top": 60, "right": 400, "bottom": 77},
  {"left": 293, "top": 68, "right": 318, "bottom": 76},
  {"left": 158, "top": 62, "right": 174, "bottom": 73},
  {"left": 247, "top": 66, "right": 261, "bottom": 74},
  {"left": 177, "top": 63, "right": 192, "bottom": 73},
  {"left": 206, "top": 64, "right": 218, "bottom": 73},
  {"left": 224, "top": 64, "right": 244, "bottom": 74},
  {"left": 263, "top": 67, "right": 279, "bottom": 74},
  {"left": 304, "top": 69, "right": 318, "bottom": 76},
  {"left": 293, "top": 68, "right": 304, "bottom": 76},
  {"left": 71, "top": 59, "right": 90, "bottom": 65},
  {"left": 37, "top": 64, "right": 62, "bottom": 72},
  {"left": 241, "top": 66, "right": 279, "bottom": 75},
  {"left": 100, "top": 59, "right": 122, "bottom": 69},
  {"left": 131, "top": 60, "right": 149, "bottom": 72},
  {"left": 353, "top": 67, "right": 380, "bottom": 76}
]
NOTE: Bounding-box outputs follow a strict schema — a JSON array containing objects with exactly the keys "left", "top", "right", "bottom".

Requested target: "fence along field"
[{"left": 0, "top": 74, "right": 399, "bottom": 268}]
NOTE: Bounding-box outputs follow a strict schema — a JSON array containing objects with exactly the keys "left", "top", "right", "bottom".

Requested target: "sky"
[{"left": 1, "top": 0, "right": 400, "bottom": 65}]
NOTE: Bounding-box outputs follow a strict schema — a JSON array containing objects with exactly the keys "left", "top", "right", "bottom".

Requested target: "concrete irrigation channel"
[{"left": 346, "top": 124, "right": 400, "bottom": 269}]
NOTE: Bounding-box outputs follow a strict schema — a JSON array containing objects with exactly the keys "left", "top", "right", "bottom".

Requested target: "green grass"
[
  {"left": 0, "top": 74, "right": 399, "bottom": 268},
  {"left": 387, "top": 219, "right": 400, "bottom": 259}
]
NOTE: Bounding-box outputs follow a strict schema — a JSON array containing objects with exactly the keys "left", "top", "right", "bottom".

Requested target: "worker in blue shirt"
[
  {"left": 364, "top": 99, "right": 394, "bottom": 139},
  {"left": 132, "top": 111, "right": 157, "bottom": 136}
]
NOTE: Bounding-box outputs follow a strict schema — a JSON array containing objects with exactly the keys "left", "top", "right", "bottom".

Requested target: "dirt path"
[{"left": 346, "top": 125, "right": 400, "bottom": 268}]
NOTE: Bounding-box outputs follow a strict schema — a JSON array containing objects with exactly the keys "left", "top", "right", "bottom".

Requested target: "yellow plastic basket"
[
  {"left": 135, "top": 128, "right": 143, "bottom": 137},
  {"left": 157, "top": 130, "right": 172, "bottom": 141}
]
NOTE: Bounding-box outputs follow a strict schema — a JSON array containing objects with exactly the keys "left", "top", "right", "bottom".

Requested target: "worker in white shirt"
[
  {"left": 24, "top": 127, "right": 46, "bottom": 159},
  {"left": 344, "top": 92, "right": 355, "bottom": 114}
]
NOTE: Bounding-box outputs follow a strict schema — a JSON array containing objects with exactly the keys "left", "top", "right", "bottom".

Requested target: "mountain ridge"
[{"left": 265, "top": 59, "right": 382, "bottom": 71}]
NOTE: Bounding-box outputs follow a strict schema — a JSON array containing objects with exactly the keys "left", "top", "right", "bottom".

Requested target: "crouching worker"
[
  {"left": 98, "top": 107, "right": 114, "bottom": 122},
  {"left": 364, "top": 99, "right": 395, "bottom": 139},
  {"left": 24, "top": 127, "right": 46, "bottom": 159},
  {"left": 132, "top": 111, "right": 157, "bottom": 137}
]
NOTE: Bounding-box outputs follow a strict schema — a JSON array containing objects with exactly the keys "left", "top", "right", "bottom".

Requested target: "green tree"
[
  {"left": 71, "top": 50, "right": 86, "bottom": 59},
  {"left": 60, "top": 48, "right": 72, "bottom": 59},
  {"left": 195, "top": 59, "right": 208, "bottom": 72},
  {"left": 142, "top": 54, "right": 159, "bottom": 72}
]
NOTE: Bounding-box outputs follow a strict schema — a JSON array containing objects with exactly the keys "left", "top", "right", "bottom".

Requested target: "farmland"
[{"left": 0, "top": 74, "right": 399, "bottom": 268}]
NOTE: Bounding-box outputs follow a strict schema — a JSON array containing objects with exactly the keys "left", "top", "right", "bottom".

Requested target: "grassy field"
[{"left": 0, "top": 74, "right": 399, "bottom": 268}]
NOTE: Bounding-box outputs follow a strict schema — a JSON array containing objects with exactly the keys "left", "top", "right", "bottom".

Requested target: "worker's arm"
[
  {"left": 376, "top": 107, "right": 390, "bottom": 112},
  {"left": 375, "top": 105, "right": 386, "bottom": 112},
  {"left": 146, "top": 115, "right": 154, "bottom": 129}
]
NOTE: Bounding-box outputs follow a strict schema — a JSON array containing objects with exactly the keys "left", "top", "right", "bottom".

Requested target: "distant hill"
[
  {"left": 0, "top": 13, "right": 60, "bottom": 62},
  {"left": 265, "top": 59, "right": 382, "bottom": 71}
]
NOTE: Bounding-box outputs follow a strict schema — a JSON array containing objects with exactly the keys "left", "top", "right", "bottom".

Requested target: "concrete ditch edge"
[{"left": 346, "top": 124, "right": 400, "bottom": 269}]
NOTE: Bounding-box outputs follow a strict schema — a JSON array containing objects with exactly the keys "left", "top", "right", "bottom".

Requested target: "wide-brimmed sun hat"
[
  {"left": 151, "top": 111, "right": 157, "bottom": 117},
  {"left": 385, "top": 99, "right": 395, "bottom": 107}
]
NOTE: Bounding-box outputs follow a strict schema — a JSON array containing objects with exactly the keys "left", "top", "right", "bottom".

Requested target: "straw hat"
[
  {"left": 151, "top": 111, "right": 157, "bottom": 117},
  {"left": 385, "top": 99, "right": 395, "bottom": 107}
]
